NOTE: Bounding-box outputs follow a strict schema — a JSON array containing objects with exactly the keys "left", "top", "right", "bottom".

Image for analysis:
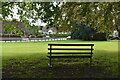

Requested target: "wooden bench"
[{"left": 47, "top": 44, "right": 94, "bottom": 67}]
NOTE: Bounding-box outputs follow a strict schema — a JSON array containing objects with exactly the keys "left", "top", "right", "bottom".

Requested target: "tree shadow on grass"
[
  {"left": 2, "top": 51, "right": 119, "bottom": 79},
  {"left": 47, "top": 57, "right": 118, "bottom": 78}
]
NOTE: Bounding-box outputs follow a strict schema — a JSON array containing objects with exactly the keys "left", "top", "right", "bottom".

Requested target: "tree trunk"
[
  {"left": 118, "top": 31, "right": 120, "bottom": 37},
  {"left": 2, "top": 2, "right": 13, "bottom": 7},
  {"left": 116, "top": 25, "right": 120, "bottom": 37}
]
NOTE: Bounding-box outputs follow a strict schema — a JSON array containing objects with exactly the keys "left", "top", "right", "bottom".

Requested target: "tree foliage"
[
  {"left": 1, "top": 2, "right": 61, "bottom": 37},
  {"left": 60, "top": 2, "right": 120, "bottom": 37},
  {"left": 1, "top": 2, "right": 120, "bottom": 38},
  {"left": 71, "top": 24, "right": 107, "bottom": 41}
]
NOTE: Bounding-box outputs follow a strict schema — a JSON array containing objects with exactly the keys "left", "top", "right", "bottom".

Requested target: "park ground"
[{"left": 1, "top": 40, "right": 119, "bottom": 78}]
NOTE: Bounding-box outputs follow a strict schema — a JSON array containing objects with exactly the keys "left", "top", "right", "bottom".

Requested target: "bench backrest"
[{"left": 48, "top": 44, "right": 94, "bottom": 56}]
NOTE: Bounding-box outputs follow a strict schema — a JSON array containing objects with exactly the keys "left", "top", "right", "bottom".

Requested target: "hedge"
[
  {"left": 92, "top": 33, "right": 107, "bottom": 41},
  {"left": 49, "top": 34, "right": 70, "bottom": 38},
  {"left": 1, "top": 34, "right": 21, "bottom": 38}
]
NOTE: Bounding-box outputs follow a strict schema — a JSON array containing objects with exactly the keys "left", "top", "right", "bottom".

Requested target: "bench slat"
[
  {"left": 48, "top": 52, "right": 93, "bottom": 54},
  {"left": 47, "top": 44, "right": 94, "bottom": 67},
  {"left": 48, "top": 44, "right": 94, "bottom": 46},
  {"left": 47, "top": 55, "right": 92, "bottom": 58},
  {"left": 48, "top": 48, "right": 94, "bottom": 50}
]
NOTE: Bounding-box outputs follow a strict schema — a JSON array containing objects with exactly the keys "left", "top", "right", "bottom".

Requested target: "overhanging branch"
[{"left": 1, "top": 2, "right": 13, "bottom": 8}]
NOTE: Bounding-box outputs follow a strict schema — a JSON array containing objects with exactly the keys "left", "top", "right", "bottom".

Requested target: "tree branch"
[{"left": 1, "top": 2, "right": 13, "bottom": 8}]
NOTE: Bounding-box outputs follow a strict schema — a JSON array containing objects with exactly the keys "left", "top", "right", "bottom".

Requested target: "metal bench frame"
[{"left": 47, "top": 44, "right": 94, "bottom": 67}]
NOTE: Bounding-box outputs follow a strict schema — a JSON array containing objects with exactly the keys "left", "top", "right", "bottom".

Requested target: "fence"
[{"left": 0, "top": 38, "right": 68, "bottom": 42}]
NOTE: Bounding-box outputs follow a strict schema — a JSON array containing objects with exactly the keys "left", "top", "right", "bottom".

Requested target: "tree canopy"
[
  {"left": 1, "top": 2, "right": 61, "bottom": 36},
  {"left": 60, "top": 2, "right": 120, "bottom": 36},
  {"left": 1, "top": 2, "right": 120, "bottom": 37}
]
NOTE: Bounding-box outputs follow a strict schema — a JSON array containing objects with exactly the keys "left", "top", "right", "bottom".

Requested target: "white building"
[{"left": 113, "top": 30, "right": 118, "bottom": 37}]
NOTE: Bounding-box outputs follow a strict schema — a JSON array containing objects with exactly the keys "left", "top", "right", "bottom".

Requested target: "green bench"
[{"left": 47, "top": 44, "right": 94, "bottom": 67}]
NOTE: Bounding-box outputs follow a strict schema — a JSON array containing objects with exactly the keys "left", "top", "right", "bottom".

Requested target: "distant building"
[
  {"left": 58, "top": 32, "right": 71, "bottom": 34},
  {"left": 113, "top": 30, "right": 118, "bottom": 37},
  {"left": 41, "top": 26, "right": 71, "bottom": 34},
  {"left": 42, "top": 27, "right": 57, "bottom": 34},
  {"left": 2, "top": 21, "right": 71, "bottom": 37}
]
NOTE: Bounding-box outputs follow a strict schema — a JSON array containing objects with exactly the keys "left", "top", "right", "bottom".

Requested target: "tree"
[
  {"left": 59, "top": 2, "right": 120, "bottom": 38},
  {"left": 72, "top": 24, "right": 107, "bottom": 41},
  {"left": 2, "top": 21, "right": 24, "bottom": 39},
  {"left": 1, "top": 2, "right": 119, "bottom": 38},
  {"left": 1, "top": 2, "right": 61, "bottom": 37}
]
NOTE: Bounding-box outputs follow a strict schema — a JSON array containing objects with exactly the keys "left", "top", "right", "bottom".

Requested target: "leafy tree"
[
  {"left": 1, "top": 2, "right": 120, "bottom": 38},
  {"left": 1, "top": 2, "right": 61, "bottom": 37},
  {"left": 2, "top": 21, "right": 24, "bottom": 38},
  {"left": 72, "top": 24, "right": 107, "bottom": 41},
  {"left": 60, "top": 2, "right": 120, "bottom": 38}
]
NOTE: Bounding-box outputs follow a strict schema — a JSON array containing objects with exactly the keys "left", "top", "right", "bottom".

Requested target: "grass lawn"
[{"left": 1, "top": 40, "right": 119, "bottom": 78}]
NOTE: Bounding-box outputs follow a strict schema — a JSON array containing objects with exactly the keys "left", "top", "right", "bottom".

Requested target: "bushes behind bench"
[
  {"left": 71, "top": 24, "right": 107, "bottom": 41},
  {"left": 49, "top": 34, "right": 70, "bottom": 38},
  {"left": 1, "top": 34, "right": 21, "bottom": 38}
]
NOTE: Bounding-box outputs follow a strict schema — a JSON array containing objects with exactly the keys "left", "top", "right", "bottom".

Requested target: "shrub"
[
  {"left": 92, "top": 33, "right": 107, "bottom": 41},
  {"left": 49, "top": 34, "right": 70, "bottom": 38},
  {"left": 37, "top": 36, "right": 43, "bottom": 38},
  {"left": 31, "top": 35, "right": 36, "bottom": 38},
  {"left": 71, "top": 24, "right": 107, "bottom": 41},
  {"left": 2, "top": 34, "right": 21, "bottom": 38},
  {"left": 41, "top": 34, "right": 47, "bottom": 37}
]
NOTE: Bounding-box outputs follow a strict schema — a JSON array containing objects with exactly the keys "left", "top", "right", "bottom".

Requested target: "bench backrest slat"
[
  {"left": 48, "top": 48, "right": 94, "bottom": 50},
  {"left": 48, "top": 44, "right": 94, "bottom": 56},
  {"left": 48, "top": 52, "right": 93, "bottom": 54},
  {"left": 48, "top": 44, "right": 94, "bottom": 46}
]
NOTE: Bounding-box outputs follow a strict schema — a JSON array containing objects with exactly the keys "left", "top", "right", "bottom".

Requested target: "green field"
[{"left": 2, "top": 40, "right": 119, "bottom": 78}]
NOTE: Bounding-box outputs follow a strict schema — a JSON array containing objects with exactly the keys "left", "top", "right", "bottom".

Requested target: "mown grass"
[{"left": 2, "top": 40, "right": 119, "bottom": 78}]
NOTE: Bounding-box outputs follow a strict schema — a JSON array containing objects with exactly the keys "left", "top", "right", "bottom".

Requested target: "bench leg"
[
  {"left": 90, "top": 58, "right": 92, "bottom": 65},
  {"left": 48, "top": 58, "right": 52, "bottom": 68}
]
